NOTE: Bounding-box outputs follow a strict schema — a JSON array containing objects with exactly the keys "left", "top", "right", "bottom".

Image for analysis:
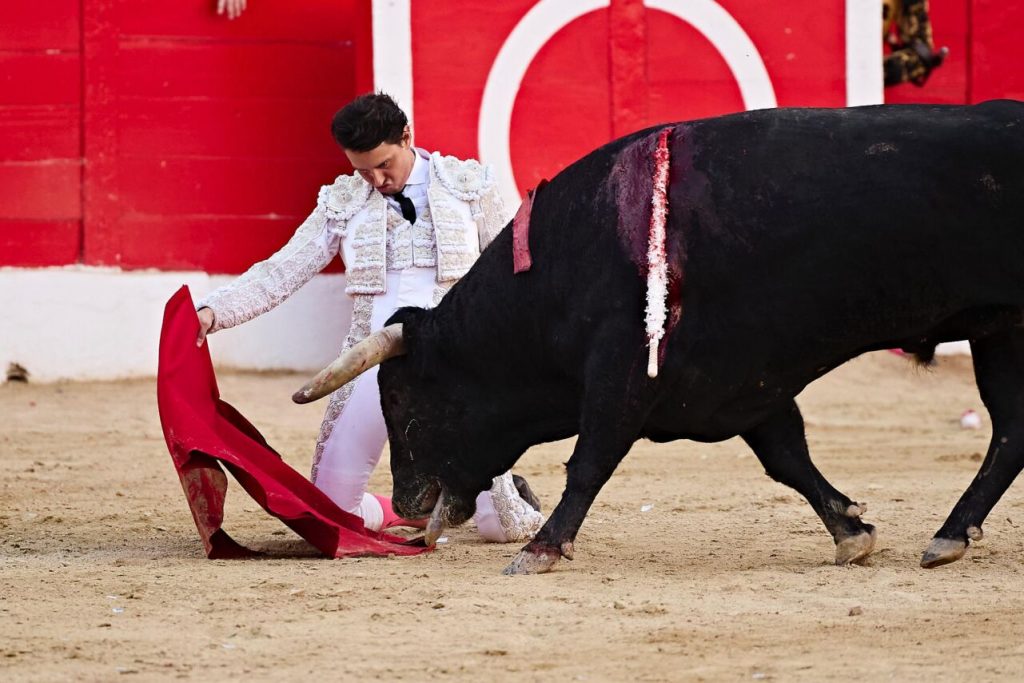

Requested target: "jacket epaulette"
[
  {"left": 318, "top": 173, "right": 373, "bottom": 222},
  {"left": 429, "top": 152, "right": 495, "bottom": 201}
]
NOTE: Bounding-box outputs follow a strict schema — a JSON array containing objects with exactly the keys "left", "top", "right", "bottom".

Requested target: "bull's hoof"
[
  {"left": 835, "top": 526, "right": 877, "bottom": 565},
  {"left": 502, "top": 548, "right": 561, "bottom": 575},
  {"left": 920, "top": 537, "right": 967, "bottom": 568}
]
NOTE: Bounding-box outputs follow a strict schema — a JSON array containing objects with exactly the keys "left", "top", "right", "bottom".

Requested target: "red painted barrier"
[
  {"left": 1, "top": 1, "right": 1021, "bottom": 273},
  {"left": 409, "top": 0, "right": 849, "bottom": 199},
  {"left": 971, "top": 1, "right": 1024, "bottom": 102},
  {"left": 2, "top": 0, "right": 370, "bottom": 272},
  {"left": 0, "top": 0, "right": 83, "bottom": 267}
]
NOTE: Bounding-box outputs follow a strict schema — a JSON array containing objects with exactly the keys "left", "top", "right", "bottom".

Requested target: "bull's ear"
[
  {"left": 385, "top": 306, "right": 430, "bottom": 352},
  {"left": 384, "top": 306, "right": 443, "bottom": 378}
]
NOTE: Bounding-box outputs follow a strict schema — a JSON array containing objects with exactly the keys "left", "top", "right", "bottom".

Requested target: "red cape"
[{"left": 157, "top": 286, "right": 428, "bottom": 559}]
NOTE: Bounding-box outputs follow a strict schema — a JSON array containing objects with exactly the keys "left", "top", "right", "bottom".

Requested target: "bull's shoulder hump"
[
  {"left": 318, "top": 173, "right": 373, "bottom": 221},
  {"left": 429, "top": 152, "right": 495, "bottom": 201}
]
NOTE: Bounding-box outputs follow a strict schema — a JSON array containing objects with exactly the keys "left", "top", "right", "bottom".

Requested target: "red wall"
[
  {"left": 1, "top": 1, "right": 83, "bottom": 267},
  {"left": 411, "top": 0, "right": 848, "bottom": 197},
  {"left": 970, "top": 0, "right": 1024, "bottom": 102},
  {"left": 2, "top": 0, "right": 1021, "bottom": 274},
  {"left": 2, "top": 0, "right": 371, "bottom": 273},
  {"left": 885, "top": 0, "right": 1024, "bottom": 104}
]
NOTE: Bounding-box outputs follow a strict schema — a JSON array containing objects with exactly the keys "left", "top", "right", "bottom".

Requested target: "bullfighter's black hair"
[{"left": 331, "top": 92, "right": 407, "bottom": 152}]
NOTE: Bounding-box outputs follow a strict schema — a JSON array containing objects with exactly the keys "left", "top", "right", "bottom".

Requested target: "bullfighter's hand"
[
  {"left": 216, "top": 0, "right": 248, "bottom": 20},
  {"left": 196, "top": 307, "right": 216, "bottom": 347}
]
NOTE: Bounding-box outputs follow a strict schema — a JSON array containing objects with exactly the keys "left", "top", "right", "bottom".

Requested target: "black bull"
[{"left": 297, "top": 101, "right": 1024, "bottom": 574}]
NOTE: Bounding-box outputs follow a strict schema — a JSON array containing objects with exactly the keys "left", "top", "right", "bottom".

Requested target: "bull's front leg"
[
  {"left": 502, "top": 429, "right": 638, "bottom": 575},
  {"left": 503, "top": 346, "right": 649, "bottom": 575},
  {"left": 742, "top": 401, "right": 876, "bottom": 565}
]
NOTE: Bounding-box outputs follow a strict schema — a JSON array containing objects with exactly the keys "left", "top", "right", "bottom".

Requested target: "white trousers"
[{"left": 313, "top": 268, "right": 540, "bottom": 541}]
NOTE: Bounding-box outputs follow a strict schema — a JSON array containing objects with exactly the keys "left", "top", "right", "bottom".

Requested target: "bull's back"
[
  {"left": 671, "top": 102, "right": 1024, "bottom": 365},
  {"left": 448, "top": 102, "right": 1024, "bottom": 419}
]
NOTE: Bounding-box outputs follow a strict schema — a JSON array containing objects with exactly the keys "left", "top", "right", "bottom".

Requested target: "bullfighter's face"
[{"left": 343, "top": 127, "right": 415, "bottom": 195}]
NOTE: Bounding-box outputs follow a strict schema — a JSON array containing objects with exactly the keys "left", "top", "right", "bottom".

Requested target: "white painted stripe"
[
  {"left": 372, "top": 0, "right": 415, "bottom": 129},
  {"left": 645, "top": 0, "right": 777, "bottom": 110},
  {"left": 0, "top": 267, "right": 351, "bottom": 382},
  {"left": 479, "top": 0, "right": 777, "bottom": 209},
  {"left": 0, "top": 264, "right": 970, "bottom": 382},
  {"left": 846, "top": 0, "right": 884, "bottom": 106},
  {"left": 479, "top": 0, "right": 610, "bottom": 210}
]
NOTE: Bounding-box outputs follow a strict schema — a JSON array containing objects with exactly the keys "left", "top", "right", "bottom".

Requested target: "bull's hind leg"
[
  {"left": 922, "top": 329, "right": 1024, "bottom": 568},
  {"left": 742, "top": 401, "right": 876, "bottom": 565}
]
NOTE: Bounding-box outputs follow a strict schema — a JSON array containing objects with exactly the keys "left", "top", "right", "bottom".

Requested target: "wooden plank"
[
  {"left": 0, "top": 162, "right": 80, "bottom": 220},
  {"left": 116, "top": 156, "right": 346, "bottom": 216},
  {"left": 970, "top": 0, "right": 1024, "bottom": 101},
  {"left": 0, "top": 0, "right": 80, "bottom": 51},
  {"left": 116, "top": 97, "right": 351, "bottom": 159},
  {"left": 0, "top": 53, "right": 80, "bottom": 106},
  {"left": 82, "top": 0, "right": 369, "bottom": 271},
  {"left": 609, "top": 0, "right": 647, "bottom": 139},
  {"left": 508, "top": 9, "right": 611, "bottom": 194},
  {"left": 1, "top": 2, "right": 83, "bottom": 267},
  {"left": 115, "top": 40, "right": 355, "bottom": 99},
  {"left": 411, "top": 0, "right": 535, "bottom": 159},
  {"left": 718, "top": 0, "right": 845, "bottom": 108},
  {"left": 352, "top": 0, "right": 374, "bottom": 95},
  {"left": 114, "top": 0, "right": 367, "bottom": 44},
  {"left": 647, "top": 10, "right": 745, "bottom": 123},
  {"left": 90, "top": 214, "right": 343, "bottom": 274},
  {"left": 82, "top": 0, "right": 120, "bottom": 267},
  {"left": 0, "top": 105, "right": 80, "bottom": 161},
  {"left": 0, "top": 219, "right": 81, "bottom": 267}
]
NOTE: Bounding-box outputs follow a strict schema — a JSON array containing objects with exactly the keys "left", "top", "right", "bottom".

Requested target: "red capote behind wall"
[{"left": 156, "top": 285, "right": 427, "bottom": 559}]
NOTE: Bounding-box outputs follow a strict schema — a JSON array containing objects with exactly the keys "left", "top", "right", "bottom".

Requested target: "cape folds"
[{"left": 157, "top": 286, "right": 428, "bottom": 559}]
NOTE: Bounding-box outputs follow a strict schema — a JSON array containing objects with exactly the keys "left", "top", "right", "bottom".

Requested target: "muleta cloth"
[
  {"left": 157, "top": 286, "right": 429, "bottom": 559},
  {"left": 645, "top": 127, "right": 674, "bottom": 378}
]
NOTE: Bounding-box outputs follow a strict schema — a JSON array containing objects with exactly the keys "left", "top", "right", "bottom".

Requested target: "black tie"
[{"left": 394, "top": 189, "right": 417, "bottom": 224}]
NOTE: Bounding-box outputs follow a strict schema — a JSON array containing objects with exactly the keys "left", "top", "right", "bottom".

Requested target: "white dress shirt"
[{"left": 383, "top": 147, "right": 430, "bottom": 220}]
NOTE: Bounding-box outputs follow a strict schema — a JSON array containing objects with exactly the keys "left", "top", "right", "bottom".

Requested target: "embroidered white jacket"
[{"left": 198, "top": 152, "right": 507, "bottom": 333}]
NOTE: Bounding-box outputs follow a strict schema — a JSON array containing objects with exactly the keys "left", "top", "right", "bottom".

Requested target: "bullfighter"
[{"left": 194, "top": 93, "right": 543, "bottom": 541}]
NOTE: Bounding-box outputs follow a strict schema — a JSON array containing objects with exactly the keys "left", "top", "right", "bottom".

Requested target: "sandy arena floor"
[{"left": 3, "top": 352, "right": 1024, "bottom": 681}]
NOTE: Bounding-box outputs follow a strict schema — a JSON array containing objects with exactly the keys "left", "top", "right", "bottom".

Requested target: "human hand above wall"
[{"left": 216, "top": 0, "right": 247, "bottom": 20}]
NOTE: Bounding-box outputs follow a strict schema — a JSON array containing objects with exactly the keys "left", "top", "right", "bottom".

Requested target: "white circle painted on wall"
[{"left": 477, "top": 0, "right": 778, "bottom": 208}]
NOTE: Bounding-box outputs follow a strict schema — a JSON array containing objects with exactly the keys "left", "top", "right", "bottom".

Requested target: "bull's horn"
[
  {"left": 424, "top": 489, "right": 448, "bottom": 547},
  {"left": 292, "top": 324, "right": 405, "bottom": 404}
]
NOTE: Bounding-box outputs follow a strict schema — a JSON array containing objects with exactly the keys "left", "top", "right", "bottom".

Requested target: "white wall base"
[
  {"left": 0, "top": 266, "right": 972, "bottom": 383},
  {"left": 845, "top": 0, "right": 884, "bottom": 106},
  {"left": 1, "top": 266, "right": 352, "bottom": 382},
  {"left": 935, "top": 341, "right": 971, "bottom": 356}
]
